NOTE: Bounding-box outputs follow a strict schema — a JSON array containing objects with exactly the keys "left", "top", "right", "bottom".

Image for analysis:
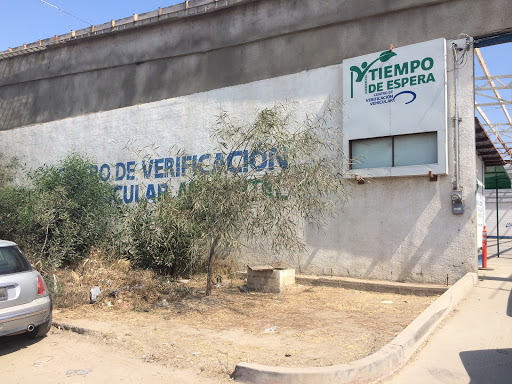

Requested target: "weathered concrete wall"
[
  {"left": 0, "top": 64, "right": 339, "bottom": 182},
  {"left": 0, "top": 0, "right": 509, "bottom": 131},
  {"left": 301, "top": 39, "right": 476, "bottom": 284},
  {"left": 0, "top": 38, "right": 478, "bottom": 284},
  {"left": 0, "top": 0, "right": 498, "bottom": 283}
]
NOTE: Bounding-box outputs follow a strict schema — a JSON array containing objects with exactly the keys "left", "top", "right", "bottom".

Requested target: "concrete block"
[{"left": 246, "top": 266, "right": 295, "bottom": 293}]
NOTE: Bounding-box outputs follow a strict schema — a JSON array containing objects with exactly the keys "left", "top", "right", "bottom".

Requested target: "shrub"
[
  {"left": 0, "top": 155, "right": 33, "bottom": 245},
  {"left": 0, "top": 153, "right": 121, "bottom": 272},
  {"left": 125, "top": 195, "right": 204, "bottom": 277}
]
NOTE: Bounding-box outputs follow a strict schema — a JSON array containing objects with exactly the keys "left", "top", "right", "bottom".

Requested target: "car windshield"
[{"left": 0, "top": 246, "right": 32, "bottom": 275}]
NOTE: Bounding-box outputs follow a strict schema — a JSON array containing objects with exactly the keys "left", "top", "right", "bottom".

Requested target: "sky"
[
  {"left": 1, "top": 0, "right": 183, "bottom": 50},
  {"left": 474, "top": 43, "right": 512, "bottom": 137},
  {"left": 474, "top": 43, "right": 511, "bottom": 79}
]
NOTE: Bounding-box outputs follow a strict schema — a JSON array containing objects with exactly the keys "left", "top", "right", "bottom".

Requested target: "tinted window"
[
  {"left": 350, "top": 132, "right": 438, "bottom": 169},
  {"left": 0, "top": 246, "right": 32, "bottom": 275},
  {"left": 394, "top": 132, "right": 437, "bottom": 166},
  {"left": 351, "top": 137, "right": 393, "bottom": 169}
]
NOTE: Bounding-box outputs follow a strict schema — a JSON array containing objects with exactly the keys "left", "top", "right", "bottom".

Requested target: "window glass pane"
[
  {"left": 394, "top": 132, "right": 437, "bottom": 167},
  {"left": 351, "top": 137, "right": 393, "bottom": 169},
  {"left": 0, "top": 246, "right": 31, "bottom": 275}
]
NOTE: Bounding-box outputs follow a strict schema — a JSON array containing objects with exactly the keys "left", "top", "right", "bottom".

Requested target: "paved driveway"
[{"left": 383, "top": 240, "right": 512, "bottom": 384}]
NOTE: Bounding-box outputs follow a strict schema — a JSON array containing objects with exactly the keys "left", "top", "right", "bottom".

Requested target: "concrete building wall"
[
  {"left": 0, "top": 64, "right": 340, "bottom": 183},
  {"left": 0, "top": 0, "right": 509, "bottom": 131},
  {"left": 0, "top": 38, "right": 477, "bottom": 284},
  {"left": 0, "top": 0, "right": 505, "bottom": 283},
  {"left": 299, "top": 39, "right": 477, "bottom": 284}
]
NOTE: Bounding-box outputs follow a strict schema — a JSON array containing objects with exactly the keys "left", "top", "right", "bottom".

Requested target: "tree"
[{"left": 129, "top": 102, "right": 350, "bottom": 295}]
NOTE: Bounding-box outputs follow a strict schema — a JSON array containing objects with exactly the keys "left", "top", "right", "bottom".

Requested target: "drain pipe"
[{"left": 452, "top": 43, "right": 460, "bottom": 190}]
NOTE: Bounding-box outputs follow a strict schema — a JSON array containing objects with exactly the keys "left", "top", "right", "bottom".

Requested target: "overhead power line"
[{"left": 39, "top": 0, "right": 93, "bottom": 26}]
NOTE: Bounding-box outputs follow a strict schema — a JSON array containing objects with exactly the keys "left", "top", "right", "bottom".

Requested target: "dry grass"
[
  {"left": 51, "top": 252, "right": 438, "bottom": 382},
  {"left": 51, "top": 250, "right": 201, "bottom": 309}
]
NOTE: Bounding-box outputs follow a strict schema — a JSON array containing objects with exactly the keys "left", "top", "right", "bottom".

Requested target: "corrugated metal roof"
[{"left": 476, "top": 117, "right": 506, "bottom": 166}]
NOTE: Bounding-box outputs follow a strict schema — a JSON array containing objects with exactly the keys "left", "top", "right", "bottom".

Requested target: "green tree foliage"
[
  {"left": 127, "top": 102, "right": 350, "bottom": 295},
  {"left": 0, "top": 155, "right": 32, "bottom": 247},
  {"left": 0, "top": 153, "right": 120, "bottom": 272},
  {"left": 125, "top": 197, "right": 203, "bottom": 276},
  {"left": 0, "top": 153, "right": 16, "bottom": 186}
]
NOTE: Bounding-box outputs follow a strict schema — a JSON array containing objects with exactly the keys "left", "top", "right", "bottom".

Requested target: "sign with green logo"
[{"left": 343, "top": 38, "right": 447, "bottom": 177}]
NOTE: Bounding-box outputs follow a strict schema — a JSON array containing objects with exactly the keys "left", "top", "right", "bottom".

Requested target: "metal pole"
[
  {"left": 496, "top": 182, "right": 500, "bottom": 257},
  {"left": 482, "top": 226, "right": 488, "bottom": 268},
  {"left": 453, "top": 44, "right": 460, "bottom": 190}
]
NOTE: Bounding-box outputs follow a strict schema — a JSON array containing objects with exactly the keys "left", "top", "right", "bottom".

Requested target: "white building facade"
[{"left": 1, "top": 0, "right": 510, "bottom": 284}]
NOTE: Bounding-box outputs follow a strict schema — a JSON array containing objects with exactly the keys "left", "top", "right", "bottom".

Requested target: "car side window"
[{"left": 0, "top": 246, "right": 32, "bottom": 275}]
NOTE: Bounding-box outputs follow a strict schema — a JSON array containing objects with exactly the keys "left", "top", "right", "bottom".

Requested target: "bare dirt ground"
[
  {"left": 48, "top": 278, "right": 438, "bottom": 383},
  {"left": 0, "top": 329, "right": 210, "bottom": 384}
]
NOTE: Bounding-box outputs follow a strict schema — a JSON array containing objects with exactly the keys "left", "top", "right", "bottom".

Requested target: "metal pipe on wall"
[{"left": 452, "top": 43, "right": 460, "bottom": 190}]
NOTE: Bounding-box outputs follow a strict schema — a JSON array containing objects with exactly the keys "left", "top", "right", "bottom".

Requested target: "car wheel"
[{"left": 28, "top": 311, "right": 52, "bottom": 339}]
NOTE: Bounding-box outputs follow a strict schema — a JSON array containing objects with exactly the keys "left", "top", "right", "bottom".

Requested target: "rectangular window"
[
  {"left": 350, "top": 132, "right": 437, "bottom": 170},
  {"left": 394, "top": 132, "right": 437, "bottom": 166},
  {"left": 0, "top": 246, "right": 31, "bottom": 276},
  {"left": 351, "top": 137, "right": 392, "bottom": 169}
]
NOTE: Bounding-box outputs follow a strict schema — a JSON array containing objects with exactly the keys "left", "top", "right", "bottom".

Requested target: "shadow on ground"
[
  {"left": 460, "top": 349, "right": 512, "bottom": 384},
  {"left": 0, "top": 333, "right": 43, "bottom": 357}
]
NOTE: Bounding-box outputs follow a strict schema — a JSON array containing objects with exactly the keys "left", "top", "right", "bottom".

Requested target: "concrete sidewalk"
[{"left": 383, "top": 240, "right": 512, "bottom": 384}]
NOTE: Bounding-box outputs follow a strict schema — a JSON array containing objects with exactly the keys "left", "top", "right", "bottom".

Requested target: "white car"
[{"left": 0, "top": 240, "right": 52, "bottom": 338}]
